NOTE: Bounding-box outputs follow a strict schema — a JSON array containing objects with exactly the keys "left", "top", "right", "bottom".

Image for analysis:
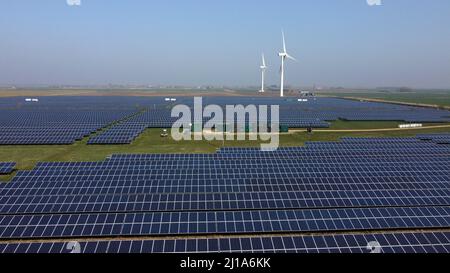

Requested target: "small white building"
[{"left": 399, "top": 124, "right": 422, "bottom": 129}]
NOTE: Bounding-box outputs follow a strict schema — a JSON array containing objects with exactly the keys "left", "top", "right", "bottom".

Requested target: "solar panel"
[
  {"left": 1, "top": 189, "right": 450, "bottom": 214},
  {"left": 1, "top": 232, "right": 449, "bottom": 253},
  {"left": 2, "top": 175, "right": 449, "bottom": 198},
  {"left": 0, "top": 207, "right": 449, "bottom": 239},
  {"left": 0, "top": 162, "right": 15, "bottom": 174}
]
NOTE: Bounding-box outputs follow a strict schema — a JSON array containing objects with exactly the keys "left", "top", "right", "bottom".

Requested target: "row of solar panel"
[
  {"left": 2, "top": 231, "right": 449, "bottom": 253},
  {"left": 108, "top": 148, "right": 450, "bottom": 159},
  {"left": 2, "top": 174, "right": 448, "bottom": 195},
  {"left": 104, "top": 154, "right": 450, "bottom": 161},
  {"left": 220, "top": 139, "right": 446, "bottom": 148},
  {"left": 1, "top": 175, "right": 448, "bottom": 191},
  {"left": 24, "top": 162, "right": 449, "bottom": 174},
  {"left": 105, "top": 154, "right": 450, "bottom": 162},
  {"left": 344, "top": 135, "right": 450, "bottom": 141},
  {"left": 306, "top": 142, "right": 449, "bottom": 148},
  {"left": 9, "top": 173, "right": 448, "bottom": 187},
  {"left": 8, "top": 174, "right": 449, "bottom": 188},
  {"left": 9, "top": 172, "right": 449, "bottom": 186},
  {"left": 26, "top": 164, "right": 447, "bottom": 175},
  {"left": 215, "top": 147, "right": 450, "bottom": 154},
  {"left": 0, "top": 130, "right": 99, "bottom": 136},
  {"left": 17, "top": 157, "right": 450, "bottom": 169},
  {"left": 2, "top": 177, "right": 449, "bottom": 197},
  {"left": 219, "top": 145, "right": 449, "bottom": 153},
  {"left": 33, "top": 154, "right": 450, "bottom": 167},
  {"left": 18, "top": 154, "right": 450, "bottom": 169},
  {"left": 303, "top": 145, "right": 450, "bottom": 151},
  {"left": 0, "top": 138, "right": 80, "bottom": 145},
  {"left": 0, "top": 206, "right": 449, "bottom": 239},
  {"left": 11, "top": 166, "right": 449, "bottom": 178},
  {"left": 0, "top": 189, "right": 448, "bottom": 214},
  {"left": 21, "top": 160, "right": 450, "bottom": 172},
  {"left": 342, "top": 137, "right": 422, "bottom": 141}
]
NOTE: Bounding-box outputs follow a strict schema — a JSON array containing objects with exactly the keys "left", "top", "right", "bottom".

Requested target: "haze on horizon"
[{"left": 1, "top": 0, "right": 450, "bottom": 89}]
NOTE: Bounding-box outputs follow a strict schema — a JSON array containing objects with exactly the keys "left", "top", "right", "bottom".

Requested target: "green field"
[
  {"left": 1, "top": 124, "right": 450, "bottom": 182},
  {"left": 327, "top": 120, "right": 449, "bottom": 130},
  {"left": 319, "top": 89, "right": 450, "bottom": 108}
]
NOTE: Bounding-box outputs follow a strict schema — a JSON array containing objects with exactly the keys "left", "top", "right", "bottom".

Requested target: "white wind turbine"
[
  {"left": 259, "top": 54, "right": 267, "bottom": 93},
  {"left": 278, "top": 31, "right": 297, "bottom": 97}
]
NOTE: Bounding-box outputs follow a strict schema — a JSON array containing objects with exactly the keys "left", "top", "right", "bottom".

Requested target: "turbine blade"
[
  {"left": 287, "top": 54, "right": 297, "bottom": 62},
  {"left": 282, "top": 31, "right": 287, "bottom": 53},
  {"left": 262, "top": 54, "right": 266, "bottom": 67}
]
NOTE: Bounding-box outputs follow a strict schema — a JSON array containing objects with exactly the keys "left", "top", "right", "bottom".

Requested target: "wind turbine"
[
  {"left": 259, "top": 54, "right": 267, "bottom": 93},
  {"left": 278, "top": 31, "right": 297, "bottom": 97}
]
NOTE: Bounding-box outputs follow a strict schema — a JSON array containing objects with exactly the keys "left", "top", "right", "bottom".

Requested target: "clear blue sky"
[{"left": 1, "top": 0, "right": 450, "bottom": 88}]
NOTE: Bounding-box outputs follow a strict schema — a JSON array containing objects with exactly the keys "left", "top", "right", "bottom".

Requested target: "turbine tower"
[
  {"left": 259, "top": 54, "right": 267, "bottom": 93},
  {"left": 278, "top": 31, "right": 296, "bottom": 97}
]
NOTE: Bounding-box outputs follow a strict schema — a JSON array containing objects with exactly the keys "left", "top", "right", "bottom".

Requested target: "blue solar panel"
[
  {"left": 1, "top": 231, "right": 449, "bottom": 253},
  {"left": 1, "top": 189, "right": 450, "bottom": 214},
  {"left": 0, "top": 207, "right": 449, "bottom": 239},
  {"left": 0, "top": 162, "right": 15, "bottom": 174}
]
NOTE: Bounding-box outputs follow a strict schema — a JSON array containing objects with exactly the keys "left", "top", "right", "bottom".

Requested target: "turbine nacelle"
[{"left": 279, "top": 52, "right": 296, "bottom": 61}]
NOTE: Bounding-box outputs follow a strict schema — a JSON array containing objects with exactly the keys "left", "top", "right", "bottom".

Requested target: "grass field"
[
  {"left": 327, "top": 120, "right": 449, "bottom": 130},
  {"left": 319, "top": 90, "right": 450, "bottom": 108},
  {"left": 1, "top": 123, "right": 450, "bottom": 182}
]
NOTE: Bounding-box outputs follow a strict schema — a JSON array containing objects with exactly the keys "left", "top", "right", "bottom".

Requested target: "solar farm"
[
  {"left": 1, "top": 96, "right": 449, "bottom": 145},
  {"left": 0, "top": 95, "right": 450, "bottom": 253}
]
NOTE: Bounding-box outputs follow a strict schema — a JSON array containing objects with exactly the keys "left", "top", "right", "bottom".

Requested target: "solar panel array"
[
  {"left": 0, "top": 97, "right": 140, "bottom": 145},
  {"left": 0, "top": 162, "right": 15, "bottom": 175},
  {"left": 88, "top": 97, "right": 450, "bottom": 144},
  {"left": 0, "top": 135, "right": 449, "bottom": 252},
  {"left": 1, "top": 96, "right": 449, "bottom": 145},
  {"left": 87, "top": 124, "right": 147, "bottom": 144}
]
